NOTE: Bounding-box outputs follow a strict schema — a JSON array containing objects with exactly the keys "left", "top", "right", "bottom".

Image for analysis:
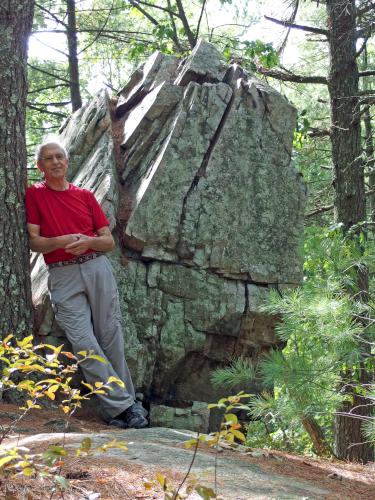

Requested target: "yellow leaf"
[
  {"left": 18, "top": 364, "right": 45, "bottom": 373},
  {"left": 22, "top": 467, "right": 34, "bottom": 476},
  {"left": 88, "top": 354, "right": 107, "bottom": 363},
  {"left": 156, "top": 473, "right": 166, "bottom": 489},
  {"left": 224, "top": 413, "right": 238, "bottom": 424},
  {"left": 225, "top": 433, "right": 234, "bottom": 443},
  {"left": 94, "top": 382, "right": 103, "bottom": 388},
  {"left": 0, "top": 456, "right": 16, "bottom": 468},
  {"left": 231, "top": 429, "right": 246, "bottom": 441},
  {"left": 46, "top": 390, "right": 55, "bottom": 401},
  {"left": 16, "top": 335, "right": 33, "bottom": 348},
  {"left": 143, "top": 480, "right": 154, "bottom": 490},
  {"left": 184, "top": 439, "right": 197, "bottom": 449},
  {"left": 80, "top": 437, "right": 92, "bottom": 451},
  {"left": 81, "top": 382, "right": 93, "bottom": 391},
  {"left": 17, "top": 380, "right": 34, "bottom": 390},
  {"left": 107, "top": 376, "right": 125, "bottom": 387}
]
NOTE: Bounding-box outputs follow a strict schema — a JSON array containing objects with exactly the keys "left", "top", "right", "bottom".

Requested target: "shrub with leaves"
[{"left": 0, "top": 334, "right": 127, "bottom": 492}]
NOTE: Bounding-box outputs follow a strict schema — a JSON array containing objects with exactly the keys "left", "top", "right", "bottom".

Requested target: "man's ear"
[{"left": 36, "top": 161, "right": 44, "bottom": 173}]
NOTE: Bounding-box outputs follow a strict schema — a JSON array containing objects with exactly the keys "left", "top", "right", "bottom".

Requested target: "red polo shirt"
[{"left": 25, "top": 182, "right": 109, "bottom": 265}]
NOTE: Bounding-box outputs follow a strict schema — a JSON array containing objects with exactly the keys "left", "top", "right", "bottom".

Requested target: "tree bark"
[
  {"left": 327, "top": 0, "right": 365, "bottom": 229},
  {"left": 326, "top": 0, "right": 373, "bottom": 463},
  {"left": 301, "top": 417, "right": 332, "bottom": 457},
  {"left": 0, "top": 1, "right": 34, "bottom": 337},
  {"left": 66, "top": 0, "right": 82, "bottom": 112},
  {"left": 364, "top": 108, "right": 375, "bottom": 228},
  {"left": 362, "top": 51, "right": 375, "bottom": 233}
]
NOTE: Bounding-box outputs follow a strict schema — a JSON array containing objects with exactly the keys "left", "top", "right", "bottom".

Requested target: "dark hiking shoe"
[
  {"left": 123, "top": 403, "right": 148, "bottom": 428},
  {"left": 108, "top": 417, "right": 128, "bottom": 429},
  {"left": 108, "top": 402, "right": 148, "bottom": 429}
]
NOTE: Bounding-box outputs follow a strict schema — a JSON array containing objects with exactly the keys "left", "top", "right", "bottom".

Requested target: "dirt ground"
[{"left": 0, "top": 403, "right": 375, "bottom": 499}]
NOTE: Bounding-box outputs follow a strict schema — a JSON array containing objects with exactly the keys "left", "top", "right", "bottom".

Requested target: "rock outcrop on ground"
[{"left": 31, "top": 40, "right": 306, "bottom": 429}]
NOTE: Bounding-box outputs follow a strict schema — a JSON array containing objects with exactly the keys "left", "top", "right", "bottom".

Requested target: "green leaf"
[
  {"left": 80, "top": 437, "right": 92, "bottom": 452},
  {"left": 195, "top": 484, "right": 216, "bottom": 499},
  {"left": 55, "top": 475, "right": 69, "bottom": 489}
]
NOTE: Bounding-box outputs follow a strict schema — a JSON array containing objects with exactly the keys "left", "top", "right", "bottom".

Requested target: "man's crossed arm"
[{"left": 27, "top": 224, "right": 115, "bottom": 256}]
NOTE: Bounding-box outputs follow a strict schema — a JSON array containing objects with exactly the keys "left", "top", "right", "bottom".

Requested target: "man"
[{"left": 25, "top": 138, "right": 147, "bottom": 429}]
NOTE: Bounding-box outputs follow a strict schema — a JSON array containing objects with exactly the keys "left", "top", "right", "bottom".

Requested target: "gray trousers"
[{"left": 48, "top": 255, "right": 135, "bottom": 420}]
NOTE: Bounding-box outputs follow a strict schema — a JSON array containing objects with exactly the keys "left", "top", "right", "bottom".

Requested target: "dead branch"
[{"left": 264, "top": 15, "right": 329, "bottom": 37}]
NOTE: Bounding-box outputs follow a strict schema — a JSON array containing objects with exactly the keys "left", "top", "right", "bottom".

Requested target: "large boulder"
[{"left": 31, "top": 40, "right": 306, "bottom": 426}]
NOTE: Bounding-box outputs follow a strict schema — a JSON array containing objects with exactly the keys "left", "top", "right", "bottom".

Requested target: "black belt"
[{"left": 48, "top": 251, "right": 103, "bottom": 269}]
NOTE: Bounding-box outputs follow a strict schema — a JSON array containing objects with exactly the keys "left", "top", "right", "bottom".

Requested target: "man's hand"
[
  {"left": 27, "top": 224, "right": 86, "bottom": 253},
  {"left": 64, "top": 234, "right": 92, "bottom": 255}
]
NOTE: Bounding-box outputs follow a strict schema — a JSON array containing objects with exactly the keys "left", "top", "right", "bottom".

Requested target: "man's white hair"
[{"left": 35, "top": 136, "right": 68, "bottom": 162}]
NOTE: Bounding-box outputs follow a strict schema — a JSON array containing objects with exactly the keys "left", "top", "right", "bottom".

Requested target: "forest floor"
[{"left": 0, "top": 403, "right": 375, "bottom": 499}]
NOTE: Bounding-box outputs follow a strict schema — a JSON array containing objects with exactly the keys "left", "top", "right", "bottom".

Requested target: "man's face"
[{"left": 37, "top": 144, "right": 68, "bottom": 181}]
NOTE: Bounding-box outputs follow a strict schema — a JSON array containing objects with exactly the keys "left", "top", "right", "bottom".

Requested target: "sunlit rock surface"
[{"left": 31, "top": 40, "right": 306, "bottom": 427}]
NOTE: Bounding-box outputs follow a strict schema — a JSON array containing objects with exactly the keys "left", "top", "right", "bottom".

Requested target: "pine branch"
[
  {"left": 27, "top": 103, "right": 69, "bottom": 118},
  {"left": 31, "top": 34, "right": 69, "bottom": 58},
  {"left": 175, "top": 0, "right": 196, "bottom": 48},
  {"left": 307, "top": 127, "right": 330, "bottom": 138},
  {"left": 360, "top": 96, "right": 375, "bottom": 105},
  {"left": 29, "top": 101, "right": 71, "bottom": 107},
  {"left": 35, "top": 2, "right": 69, "bottom": 29},
  {"left": 167, "top": 0, "right": 182, "bottom": 52},
  {"left": 135, "top": 0, "right": 178, "bottom": 16},
  {"left": 355, "top": 36, "right": 369, "bottom": 58},
  {"left": 90, "top": 33, "right": 155, "bottom": 45},
  {"left": 195, "top": 0, "right": 207, "bottom": 45},
  {"left": 127, "top": 0, "right": 181, "bottom": 48},
  {"left": 306, "top": 204, "right": 333, "bottom": 217},
  {"left": 357, "top": 2, "right": 375, "bottom": 17},
  {"left": 33, "top": 28, "right": 153, "bottom": 35},
  {"left": 356, "top": 21, "right": 375, "bottom": 38},
  {"left": 28, "top": 84, "right": 70, "bottom": 94},
  {"left": 359, "top": 70, "right": 375, "bottom": 77},
  {"left": 28, "top": 64, "right": 71, "bottom": 84},
  {"left": 258, "top": 66, "right": 327, "bottom": 85},
  {"left": 128, "top": 0, "right": 159, "bottom": 26},
  {"left": 307, "top": 190, "right": 375, "bottom": 217},
  {"left": 278, "top": 0, "right": 299, "bottom": 56},
  {"left": 78, "top": 0, "right": 114, "bottom": 54},
  {"left": 264, "top": 15, "right": 329, "bottom": 37}
]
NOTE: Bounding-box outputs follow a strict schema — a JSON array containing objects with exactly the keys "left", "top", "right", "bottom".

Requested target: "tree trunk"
[
  {"left": 301, "top": 416, "right": 332, "bottom": 457},
  {"left": 362, "top": 50, "right": 375, "bottom": 232},
  {"left": 327, "top": 0, "right": 365, "bottom": 229},
  {"left": 364, "top": 109, "right": 375, "bottom": 229},
  {"left": 326, "top": 0, "right": 373, "bottom": 463},
  {"left": 0, "top": 1, "right": 34, "bottom": 337},
  {"left": 66, "top": 0, "right": 82, "bottom": 111}
]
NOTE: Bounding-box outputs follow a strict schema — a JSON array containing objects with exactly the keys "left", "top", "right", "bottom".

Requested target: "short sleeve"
[
  {"left": 88, "top": 191, "right": 109, "bottom": 230},
  {"left": 25, "top": 187, "right": 41, "bottom": 225}
]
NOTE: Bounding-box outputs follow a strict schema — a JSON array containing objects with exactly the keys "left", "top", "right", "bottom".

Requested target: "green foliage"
[
  {"left": 0, "top": 335, "right": 127, "bottom": 490},
  {"left": 211, "top": 357, "right": 256, "bottom": 391},
  {"left": 211, "top": 227, "right": 375, "bottom": 456},
  {"left": 293, "top": 109, "right": 310, "bottom": 150},
  {"left": 222, "top": 39, "right": 279, "bottom": 70}
]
